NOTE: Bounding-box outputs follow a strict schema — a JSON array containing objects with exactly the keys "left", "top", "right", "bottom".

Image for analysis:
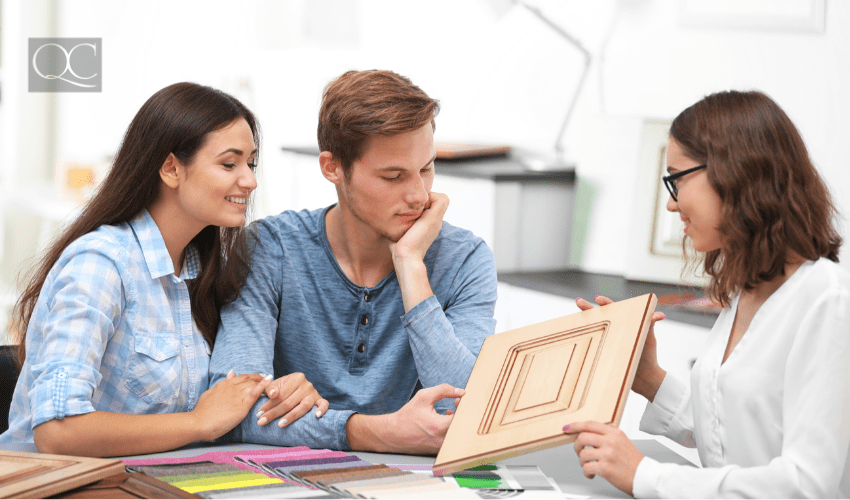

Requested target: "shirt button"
[
  {"left": 358, "top": 343, "right": 366, "bottom": 353},
  {"left": 364, "top": 294, "right": 371, "bottom": 302},
  {"left": 360, "top": 316, "right": 368, "bottom": 325}
]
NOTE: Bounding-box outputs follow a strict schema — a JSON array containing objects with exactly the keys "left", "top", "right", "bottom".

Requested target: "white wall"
[
  {"left": 564, "top": 0, "right": 850, "bottom": 275},
  {"left": 5, "top": 0, "right": 850, "bottom": 282}
]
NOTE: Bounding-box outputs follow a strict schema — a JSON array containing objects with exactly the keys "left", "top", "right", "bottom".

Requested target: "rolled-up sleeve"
[{"left": 28, "top": 247, "right": 123, "bottom": 428}]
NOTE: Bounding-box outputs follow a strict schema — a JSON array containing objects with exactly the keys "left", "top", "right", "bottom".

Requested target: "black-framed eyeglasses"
[{"left": 662, "top": 164, "right": 706, "bottom": 201}]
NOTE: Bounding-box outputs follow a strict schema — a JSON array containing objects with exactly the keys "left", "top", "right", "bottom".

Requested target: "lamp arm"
[{"left": 517, "top": 1, "right": 592, "bottom": 160}]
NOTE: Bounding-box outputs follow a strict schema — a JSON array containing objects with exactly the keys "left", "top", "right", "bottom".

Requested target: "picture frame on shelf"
[{"left": 625, "top": 119, "right": 707, "bottom": 287}]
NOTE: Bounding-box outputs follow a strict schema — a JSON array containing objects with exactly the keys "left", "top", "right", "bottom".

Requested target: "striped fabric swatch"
[
  {"left": 122, "top": 447, "right": 330, "bottom": 498},
  {"left": 234, "top": 448, "right": 347, "bottom": 470},
  {"left": 123, "top": 446, "right": 310, "bottom": 476},
  {"left": 124, "top": 462, "right": 306, "bottom": 498},
  {"left": 274, "top": 459, "right": 377, "bottom": 480},
  {"left": 234, "top": 449, "right": 364, "bottom": 477}
]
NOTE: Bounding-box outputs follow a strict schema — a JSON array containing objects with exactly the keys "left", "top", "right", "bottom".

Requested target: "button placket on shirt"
[
  {"left": 174, "top": 275, "right": 196, "bottom": 404},
  {"left": 708, "top": 364, "right": 724, "bottom": 461},
  {"left": 351, "top": 289, "right": 374, "bottom": 372}
]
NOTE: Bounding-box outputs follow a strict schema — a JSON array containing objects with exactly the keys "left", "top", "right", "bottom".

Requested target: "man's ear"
[
  {"left": 319, "top": 151, "right": 344, "bottom": 185},
  {"left": 159, "top": 153, "right": 181, "bottom": 188}
]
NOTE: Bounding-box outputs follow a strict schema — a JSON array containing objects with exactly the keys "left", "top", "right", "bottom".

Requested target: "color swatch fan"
[{"left": 434, "top": 293, "right": 657, "bottom": 475}]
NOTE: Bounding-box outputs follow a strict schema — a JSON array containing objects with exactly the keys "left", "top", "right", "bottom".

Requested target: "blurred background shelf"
[{"left": 498, "top": 268, "right": 718, "bottom": 328}]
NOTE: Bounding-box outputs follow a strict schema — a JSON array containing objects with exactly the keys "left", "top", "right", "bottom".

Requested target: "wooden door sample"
[
  {"left": 54, "top": 472, "right": 200, "bottom": 499},
  {"left": 0, "top": 450, "right": 126, "bottom": 498},
  {"left": 434, "top": 293, "right": 657, "bottom": 476}
]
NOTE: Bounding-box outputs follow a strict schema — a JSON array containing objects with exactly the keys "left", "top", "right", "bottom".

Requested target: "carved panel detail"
[
  {"left": 479, "top": 322, "right": 608, "bottom": 434},
  {"left": 433, "top": 294, "right": 657, "bottom": 476}
]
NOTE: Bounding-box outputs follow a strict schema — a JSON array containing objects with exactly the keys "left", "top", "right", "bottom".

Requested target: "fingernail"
[
  {"left": 594, "top": 295, "right": 600, "bottom": 299},
  {"left": 315, "top": 411, "right": 323, "bottom": 418},
  {"left": 227, "top": 369, "right": 234, "bottom": 376},
  {"left": 269, "top": 389, "right": 277, "bottom": 398},
  {"left": 256, "top": 410, "right": 264, "bottom": 418},
  {"left": 278, "top": 418, "right": 288, "bottom": 428},
  {"left": 563, "top": 424, "right": 570, "bottom": 431},
  {"left": 661, "top": 313, "right": 667, "bottom": 319},
  {"left": 264, "top": 374, "right": 273, "bottom": 380},
  {"left": 575, "top": 297, "right": 580, "bottom": 302},
  {"left": 258, "top": 417, "right": 267, "bottom": 426}
]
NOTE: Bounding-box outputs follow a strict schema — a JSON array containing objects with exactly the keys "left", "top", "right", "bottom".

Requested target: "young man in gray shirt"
[{"left": 209, "top": 69, "right": 497, "bottom": 454}]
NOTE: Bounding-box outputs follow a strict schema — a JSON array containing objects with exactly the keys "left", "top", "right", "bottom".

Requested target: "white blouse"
[{"left": 632, "top": 258, "right": 850, "bottom": 498}]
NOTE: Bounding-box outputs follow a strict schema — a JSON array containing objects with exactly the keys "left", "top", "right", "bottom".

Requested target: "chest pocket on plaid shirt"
[{"left": 125, "top": 333, "right": 182, "bottom": 405}]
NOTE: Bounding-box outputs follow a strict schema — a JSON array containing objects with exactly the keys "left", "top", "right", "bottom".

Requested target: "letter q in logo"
[{"left": 29, "top": 38, "right": 102, "bottom": 93}]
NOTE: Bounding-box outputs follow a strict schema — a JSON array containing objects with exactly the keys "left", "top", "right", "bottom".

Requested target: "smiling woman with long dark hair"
[{"left": 0, "top": 82, "right": 326, "bottom": 456}]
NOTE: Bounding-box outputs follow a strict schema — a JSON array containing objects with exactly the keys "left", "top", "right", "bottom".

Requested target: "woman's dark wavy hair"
[
  {"left": 13, "top": 82, "right": 260, "bottom": 364},
  {"left": 671, "top": 90, "right": 841, "bottom": 307}
]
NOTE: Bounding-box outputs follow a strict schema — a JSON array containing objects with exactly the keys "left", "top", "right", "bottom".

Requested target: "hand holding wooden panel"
[{"left": 434, "top": 293, "right": 657, "bottom": 475}]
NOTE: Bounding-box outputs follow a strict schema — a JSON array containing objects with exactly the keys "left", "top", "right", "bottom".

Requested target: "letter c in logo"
[{"left": 32, "top": 42, "right": 98, "bottom": 88}]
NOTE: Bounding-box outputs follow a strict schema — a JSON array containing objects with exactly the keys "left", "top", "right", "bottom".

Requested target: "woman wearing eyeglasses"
[{"left": 566, "top": 90, "right": 850, "bottom": 497}]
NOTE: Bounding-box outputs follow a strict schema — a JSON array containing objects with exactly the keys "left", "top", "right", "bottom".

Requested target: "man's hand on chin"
[
  {"left": 390, "top": 192, "right": 450, "bottom": 263},
  {"left": 390, "top": 192, "right": 450, "bottom": 312}
]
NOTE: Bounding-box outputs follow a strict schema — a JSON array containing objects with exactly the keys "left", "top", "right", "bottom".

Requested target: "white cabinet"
[{"left": 434, "top": 159, "right": 575, "bottom": 273}]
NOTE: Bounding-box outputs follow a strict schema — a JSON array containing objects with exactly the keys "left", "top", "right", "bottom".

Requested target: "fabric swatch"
[
  {"left": 345, "top": 476, "right": 445, "bottom": 496},
  {"left": 234, "top": 448, "right": 343, "bottom": 469},
  {"left": 161, "top": 471, "right": 283, "bottom": 493},
  {"left": 330, "top": 471, "right": 423, "bottom": 492},
  {"left": 123, "top": 446, "right": 309, "bottom": 478},
  {"left": 127, "top": 463, "right": 243, "bottom": 477},
  {"left": 386, "top": 463, "right": 435, "bottom": 471},
  {"left": 274, "top": 459, "right": 375, "bottom": 481},
  {"left": 316, "top": 467, "right": 409, "bottom": 487},
  {"left": 196, "top": 481, "right": 311, "bottom": 499},
  {"left": 121, "top": 446, "right": 521, "bottom": 498},
  {"left": 293, "top": 463, "right": 389, "bottom": 484},
  {"left": 263, "top": 453, "right": 360, "bottom": 470},
  {"left": 121, "top": 447, "right": 318, "bottom": 497}
]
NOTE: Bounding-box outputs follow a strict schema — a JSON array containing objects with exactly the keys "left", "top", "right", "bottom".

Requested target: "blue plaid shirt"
[{"left": 0, "top": 210, "right": 210, "bottom": 443}]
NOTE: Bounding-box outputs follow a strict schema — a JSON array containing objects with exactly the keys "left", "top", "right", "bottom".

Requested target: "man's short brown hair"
[{"left": 317, "top": 70, "right": 440, "bottom": 176}]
